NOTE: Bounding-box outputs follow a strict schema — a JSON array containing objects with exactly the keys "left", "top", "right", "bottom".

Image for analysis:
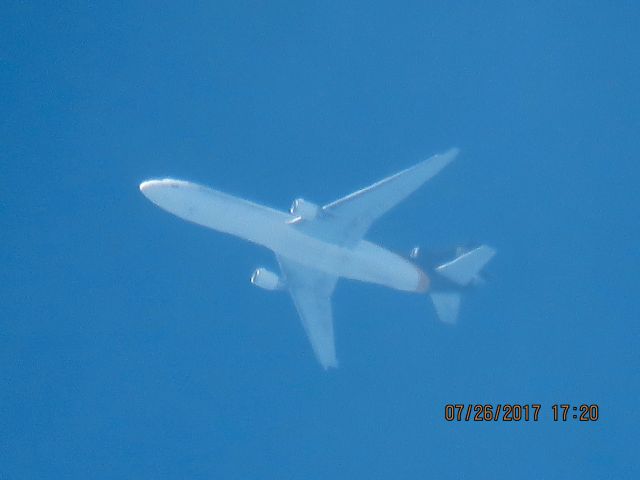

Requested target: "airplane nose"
[
  {"left": 139, "top": 179, "right": 195, "bottom": 205},
  {"left": 140, "top": 179, "right": 192, "bottom": 192},
  {"left": 139, "top": 180, "right": 158, "bottom": 192},
  {"left": 139, "top": 180, "right": 166, "bottom": 204}
]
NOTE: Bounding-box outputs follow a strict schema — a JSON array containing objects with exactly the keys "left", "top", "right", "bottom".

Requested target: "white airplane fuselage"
[{"left": 140, "top": 179, "right": 429, "bottom": 293}]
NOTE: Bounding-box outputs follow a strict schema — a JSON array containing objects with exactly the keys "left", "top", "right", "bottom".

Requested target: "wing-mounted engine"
[
  {"left": 290, "top": 198, "right": 320, "bottom": 221},
  {"left": 250, "top": 267, "right": 284, "bottom": 291}
]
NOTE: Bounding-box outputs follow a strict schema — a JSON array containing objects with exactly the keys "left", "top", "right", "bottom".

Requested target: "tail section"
[
  {"left": 429, "top": 245, "right": 496, "bottom": 324},
  {"left": 430, "top": 292, "right": 461, "bottom": 325},
  {"left": 435, "top": 245, "right": 496, "bottom": 287}
]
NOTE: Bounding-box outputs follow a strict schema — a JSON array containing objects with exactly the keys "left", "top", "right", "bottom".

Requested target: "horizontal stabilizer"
[
  {"left": 435, "top": 245, "right": 496, "bottom": 286},
  {"left": 430, "top": 292, "right": 461, "bottom": 324}
]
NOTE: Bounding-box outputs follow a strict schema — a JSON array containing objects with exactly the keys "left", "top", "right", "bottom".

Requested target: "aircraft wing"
[
  {"left": 315, "top": 148, "right": 459, "bottom": 245},
  {"left": 277, "top": 255, "right": 339, "bottom": 369}
]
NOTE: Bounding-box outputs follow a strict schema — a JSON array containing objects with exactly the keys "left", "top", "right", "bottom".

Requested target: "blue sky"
[{"left": 2, "top": 2, "right": 639, "bottom": 478}]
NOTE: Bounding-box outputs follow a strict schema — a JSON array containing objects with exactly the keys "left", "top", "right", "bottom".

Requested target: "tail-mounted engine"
[
  {"left": 250, "top": 267, "right": 284, "bottom": 291},
  {"left": 290, "top": 198, "right": 319, "bottom": 220}
]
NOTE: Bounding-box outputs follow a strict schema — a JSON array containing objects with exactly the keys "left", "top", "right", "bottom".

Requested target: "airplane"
[{"left": 139, "top": 148, "right": 496, "bottom": 369}]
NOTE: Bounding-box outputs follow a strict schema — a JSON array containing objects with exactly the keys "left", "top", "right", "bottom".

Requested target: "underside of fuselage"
[{"left": 139, "top": 179, "right": 427, "bottom": 292}]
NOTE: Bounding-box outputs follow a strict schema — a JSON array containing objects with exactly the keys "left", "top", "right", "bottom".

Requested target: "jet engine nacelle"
[
  {"left": 250, "top": 267, "right": 283, "bottom": 291},
  {"left": 290, "top": 198, "right": 319, "bottom": 220}
]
